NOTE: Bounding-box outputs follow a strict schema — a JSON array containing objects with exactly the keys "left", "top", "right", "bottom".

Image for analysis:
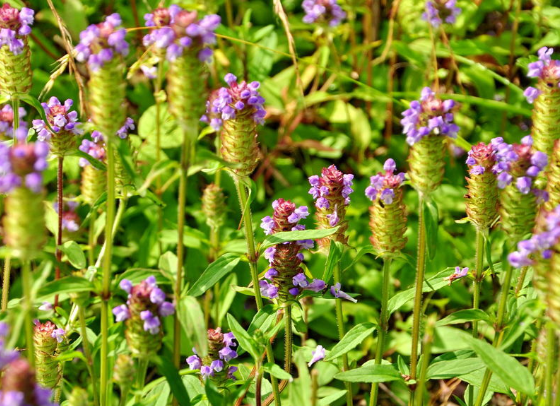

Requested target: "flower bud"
[
  {"left": 0, "top": 4, "right": 34, "bottom": 95},
  {"left": 67, "top": 387, "right": 89, "bottom": 406},
  {"left": 201, "top": 183, "right": 226, "bottom": 229},
  {"left": 366, "top": 158, "right": 408, "bottom": 255},
  {"left": 113, "top": 353, "right": 135, "bottom": 389},
  {"left": 1, "top": 358, "right": 54, "bottom": 406},
  {"left": 464, "top": 142, "right": 499, "bottom": 230},
  {"left": 33, "top": 321, "right": 63, "bottom": 389}
]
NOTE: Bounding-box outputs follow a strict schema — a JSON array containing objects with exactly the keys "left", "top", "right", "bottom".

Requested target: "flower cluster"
[
  {"left": 466, "top": 142, "right": 496, "bottom": 176},
  {"left": 0, "top": 3, "right": 34, "bottom": 55},
  {"left": 78, "top": 132, "right": 106, "bottom": 167},
  {"left": 302, "top": 0, "right": 346, "bottom": 27},
  {"left": 0, "top": 142, "right": 49, "bottom": 194},
  {"left": 508, "top": 205, "right": 560, "bottom": 268},
  {"left": 443, "top": 266, "right": 469, "bottom": 285},
  {"left": 365, "top": 159, "right": 405, "bottom": 205},
  {"left": 32, "top": 97, "right": 82, "bottom": 153},
  {"left": 0, "top": 104, "right": 27, "bottom": 141},
  {"left": 143, "top": 6, "right": 220, "bottom": 62},
  {"left": 524, "top": 47, "right": 560, "bottom": 104},
  {"left": 491, "top": 136, "right": 548, "bottom": 198},
  {"left": 309, "top": 165, "right": 353, "bottom": 227},
  {"left": 0, "top": 322, "right": 56, "bottom": 406},
  {"left": 75, "top": 13, "right": 129, "bottom": 71},
  {"left": 202, "top": 73, "right": 266, "bottom": 131},
  {"left": 186, "top": 328, "right": 238, "bottom": 381},
  {"left": 53, "top": 201, "right": 80, "bottom": 232},
  {"left": 401, "top": 87, "right": 459, "bottom": 146},
  {"left": 116, "top": 117, "right": 135, "bottom": 139},
  {"left": 422, "top": 0, "right": 461, "bottom": 28},
  {"left": 260, "top": 199, "right": 320, "bottom": 300},
  {"left": 112, "top": 276, "right": 175, "bottom": 335}
]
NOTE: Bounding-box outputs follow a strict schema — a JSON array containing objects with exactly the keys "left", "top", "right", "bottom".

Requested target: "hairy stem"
[
  {"left": 22, "top": 261, "right": 34, "bottom": 367},
  {"left": 100, "top": 136, "right": 117, "bottom": 406},
  {"left": 79, "top": 305, "right": 99, "bottom": 406},
  {"left": 410, "top": 195, "right": 427, "bottom": 389},
  {"left": 284, "top": 304, "right": 293, "bottom": 373},
  {"left": 155, "top": 61, "right": 164, "bottom": 256},
  {"left": 234, "top": 177, "right": 281, "bottom": 405},
  {"left": 134, "top": 359, "right": 149, "bottom": 403},
  {"left": 88, "top": 210, "right": 97, "bottom": 267},
  {"left": 55, "top": 156, "right": 64, "bottom": 307},
  {"left": 545, "top": 324, "right": 557, "bottom": 406},
  {"left": 472, "top": 229, "right": 485, "bottom": 337},
  {"left": 334, "top": 260, "right": 353, "bottom": 406},
  {"left": 370, "top": 257, "right": 392, "bottom": 406},
  {"left": 1, "top": 256, "right": 11, "bottom": 311},
  {"left": 414, "top": 317, "right": 435, "bottom": 406}
]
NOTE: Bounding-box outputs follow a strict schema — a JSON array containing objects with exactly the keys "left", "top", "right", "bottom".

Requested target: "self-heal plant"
[
  {"left": 186, "top": 328, "right": 238, "bottom": 384},
  {"left": 422, "top": 0, "right": 461, "bottom": 28},
  {"left": 0, "top": 3, "right": 34, "bottom": 95},
  {"left": 523, "top": 47, "right": 560, "bottom": 155},
  {"left": 302, "top": 0, "right": 346, "bottom": 27},
  {"left": 0, "top": 104, "right": 27, "bottom": 141},
  {"left": 33, "top": 321, "right": 66, "bottom": 390},
  {"left": 79, "top": 132, "right": 106, "bottom": 206}
]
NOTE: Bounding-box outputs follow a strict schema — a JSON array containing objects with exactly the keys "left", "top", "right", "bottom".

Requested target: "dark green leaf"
[
  {"left": 226, "top": 313, "right": 260, "bottom": 361},
  {"left": 60, "top": 241, "right": 86, "bottom": 269},
  {"left": 264, "top": 363, "right": 292, "bottom": 380},
  {"left": 423, "top": 199, "right": 439, "bottom": 260},
  {"left": 37, "top": 276, "right": 95, "bottom": 301},
  {"left": 334, "top": 364, "right": 403, "bottom": 383},
  {"left": 325, "top": 322, "right": 376, "bottom": 361},
  {"left": 436, "top": 309, "right": 491, "bottom": 327},
  {"left": 187, "top": 253, "right": 241, "bottom": 297},
  {"left": 427, "top": 358, "right": 485, "bottom": 379},
  {"left": 260, "top": 227, "right": 339, "bottom": 252},
  {"left": 71, "top": 150, "right": 106, "bottom": 171},
  {"left": 153, "top": 356, "right": 191, "bottom": 406},
  {"left": 322, "top": 241, "right": 343, "bottom": 284}
]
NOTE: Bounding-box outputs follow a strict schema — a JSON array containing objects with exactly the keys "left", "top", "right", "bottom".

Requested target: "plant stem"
[
  {"left": 334, "top": 260, "right": 353, "bottom": 406},
  {"left": 174, "top": 121, "right": 196, "bottom": 371},
  {"left": 234, "top": 177, "right": 281, "bottom": 405},
  {"left": 474, "top": 244, "right": 516, "bottom": 406},
  {"left": 54, "top": 156, "right": 64, "bottom": 307},
  {"left": 472, "top": 229, "right": 485, "bottom": 338},
  {"left": 545, "top": 324, "right": 556, "bottom": 406},
  {"left": 256, "top": 362, "right": 263, "bottom": 406},
  {"left": 88, "top": 210, "right": 97, "bottom": 267},
  {"left": 1, "top": 256, "right": 11, "bottom": 311},
  {"left": 79, "top": 305, "right": 99, "bottom": 406},
  {"left": 155, "top": 61, "right": 164, "bottom": 256},
  {"left": 370, "top": 256, "right": 392, "bottom": 406},
  {"left": 100, "top": 136, "right": 117, "bottom": 406},
  {"left": 410, "top": 195, "right": 427, "bottom": 391},
  {"left": 284, "top": 304, "right": 293, "bottom": 373},
  {"left": 514, "top": 266, "right": 529, "bottom": 297},
  {"left": 22, "top": 261, "right": 34, "bottom": 367},
  {"left": 134, "top": 358, "right": 149, "bottom": 403},
  {"left": 414, "top": 316, "right": 435, "bottom": 406}
]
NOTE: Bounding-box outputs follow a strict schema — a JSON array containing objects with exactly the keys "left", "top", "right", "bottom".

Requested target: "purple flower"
[
  {"left": 219, "top": 346, "right": 238, "bottom": 362},
  {"left": 422, "top": 0, "right": 461, "bottom": 28},
  {"left": 227, "top": 366, "right": 238, "bottom": 379},
  {"left": 293, "top": 273, "right": 309, "bottom": 288},
  {"left": 187, "top": 355, "right": 201, "bottom": 370},
  {"left": 0, "top": 4, "right": 34, "bottom": 55},
  {"left": 330, "top": 283, "right": 357, "bottom": 303},
  {"left": 287, "top": 206, "right": 309, "bottom": 223},
  {"left": 524, "top": 86, "right": 541, "bottom": 104},
  {"left": 516, "top": 177, "right": 532, "bottom": 194},
  {"left": 302, "top": 0, "right": 346, "bottom": 26},
  {"left": 38, "top": 302, "right": 53, "bottom": 311},
  {"left": 140, "top": 310, "right": 161, "bottom": 335},
  {"left": 223, "top": 332, "right": 236, "bottom": 347},
  {"left": 261, "top": 216, "right": 275, "bottom": 235},
  {"left": 306, "top": 279, "right": 326, "bottom": 292},
  {"left": 112, "top": 304, "right": 130, "bottom": 322},
  {"left": 0, "top": 143, "right": 49, "bottom": 194},
  {"left": 470, "top": 165, "right": 485, "bottom": 175},
  {"left": 201, "top": 365, "right": 213, "bottom": 379},
  {"left": 116, "top": 117, "right": 135, "bottom": 139},
  {"left": 158, "top": 301, "right": 175, "bottom": 317},
  {"left": 119, "top": 279, "right": 133, "bottom": 293},
  {"left": 265, "top": 268, "right": 278, "bottom": 280},
  {"left": 150, "top": 287, "right": 166, "bottom": 305},
  {"left": 211, "top": 360, "right": 224, "bottom": 372},
  {"left": 51, "top": 328, "right": 65, "bottom": 343},
  {"left": 259, "top": 280, "right": 279, "bottom": 299},
  {"left": 308, "top": 345, "right": 326, "bottom": 367}
]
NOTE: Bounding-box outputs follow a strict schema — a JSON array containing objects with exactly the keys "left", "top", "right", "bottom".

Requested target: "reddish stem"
[{"left": 54, "top": 156, "right": 63, "bottom": 307}]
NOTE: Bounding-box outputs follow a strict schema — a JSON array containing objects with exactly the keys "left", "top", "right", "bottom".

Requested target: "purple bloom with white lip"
[
  {"left": 158, "top": 301, "right": 175, "bottom": 317},
  {"left": 143, "top": 6, "right": 220, "bottom": 62},
  {"left": 422, "top": 0, "right": 461, "bottom": 28},
  {"left": 116, "top": 117, "right": 135, "bottom": 139},
  {"left": 308, "top": 345, "right": 326, "bottom": 367},
  {"left": 444, "top": 266, "right": 469, "bottom": 285},
  {"left": 401, "top": 87, "right": 459, "bottom": 145},
  {"left": 140, "top": 310, "right": 161, "bottom": 334},
  {"left": 331, "top": 282, "right": 357, "bottom": 303},
  {"left": 187, "top": 355, "right": 201, "bottom": 370},
  {"left": 112, "top": 304, "right": 130, "bottom": 322},
  {"left": 524, "top": 86, "right": 541, "bottom": 104},
  {"left": 0, "top": 4, "right": 34, "bottom": 55},
  {"left": 302, "top": 0, "right": 346, "bottom": 26},
  {"left": 75, "top": 13, "right": 129, "bottom": 71},
  {"left": 51, "top": 328, "right": 65, "bottom": 343},
  {"left": 219, "top": 346, "right": 238, "bottom": 362},
  {"left": 223, "top": 332, "right": 236, "bottom": 347},
  {"left": 119, "top": 279, "right": 133, "bottom": 293},
  {"left": 200, "top": 365, "right": 213, "bottom": 379},
  {"left": 32, "top": 97, "right": 82, "bottom": 146}
]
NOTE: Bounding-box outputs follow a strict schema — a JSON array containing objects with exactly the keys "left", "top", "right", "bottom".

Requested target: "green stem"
[
  {"left": 79, "top": 305, "right": 99, "bottom": 406},
  {"left": 369, "top": 257, "right": 392, "bottom": 406},
  {"left": 410, "top": 195, "right": 427, "bottom": 387},
  {"left": 514, "top": 266, "right": 529, "bottom": 297},
  {"left": 234, "top": 177, "right": 281, "bottom": 405},
  {"left": 2, "top": 256, "right": 11, "bottom": 311},
  {"left": 545, "top": 324, "right": 556, "bottom": 406},
  {"left": 474, "top": 244, "right": 516, "bottom": 406},
  {"left": 173, "top": 122, "right": 195, "bottom": 370},
  {"left": 284, "top": 304, "right": 293, "bottom": 373},
  {"left": 155, "top": 61, "right": 164, "bottom": 257},
  {"left": 414, "top": 317, "right": 435, "bottom": 406},
  {"left": 100, "top": 135, "right": 117, "bottom": 406},
  {"left": 54, "top": 156, "right": 64, "bottom": 308},
  {"left": 334, "top": 260, "right": 353, "bottom": 406},
  {"left": 256, "top": 362, "right": 263, "bottom": 406},
  {"left": 554, "top": 347, "right": 560, "bottom": 406},
  {"left": 134, "top": 359, "right": 149, "bottom": 404},
  {"left": 22, "top": 261, "right": 34, "bottom": 367},
  {"left": 88, "top": 210, "right": 97, "bottom": 267},
  {"left": 469, "top": 229, "right": 484, "bottom": 406}
]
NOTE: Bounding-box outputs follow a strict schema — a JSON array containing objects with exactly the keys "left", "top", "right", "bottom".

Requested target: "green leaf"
[
  {"left": 60, "top": 241, "right": 86, "bottom": 269},
  {"left": 19, "top": 94, "right": 56, "bottom": 133},
  {"left": 423, "top": 199, "right": 439, "bottom": 260},
  {"left": 248, "top": 304, "right": 277, "bottom": 336},
  {"left": 468, "top": 337, "right": 535, "bottom": 396},
  {"left": 264, "top": 363, "right": 292, "bottom": 380},
  {"left": 322, "top": 241, "right": 343, "bottom": 284},
  {"left": 226, "top": 313, "right": 260, "bottom": 361},
  {"left": 153, "top": 356, "right": 191, "bottom": 406},
  {"left": 427, "top": 358, "right": 485, "bottom": 379},
  {"left": 334, "top": 364, "right": 403, "bottom": 383},
  {"left": 187, "top": 253, "right": 241, "bottom": 297},
  {"left": 260, "top": 227, "right": 339, "bottom": 252},
  {"left": 204, "top": 379, "right": 225, "bottom": 406},
  {"left": 71, "top": 149, "right": 106, "bottom": 171},
  {"left": 436, "top": 309, "right": 491, "bottom": 327},
  {"left": 37, "top": 276, "right": 95, "bottom": 301},
  {"left": 325, "top": 322, "right": 376, "bottom": 361}
]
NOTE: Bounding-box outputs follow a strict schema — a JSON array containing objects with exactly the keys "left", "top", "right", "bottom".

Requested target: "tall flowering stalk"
[
  {"left": 33, "top": 321, "right": 65, "bottom": 391},
  {"left": 33, "top": 96, "right": 82, "bottom": 306},
  {"left": 186, "top": 328, "right": 238, "bottom": 384},
  {"left": 112, "top": 276, "right": 175, "bottom": 403},
  {"left": 204, "top": 73, "right": 281, "bottom": 404},
  {"left": 309, "top": 164, "right": 354, "bottom": 406},
  {"left": 365, "top": 158, "right": 407, "bottom": 406},
  {"left": 401, "top": 87, "right": 459, "bottom": 388},
  {"left": 143, "top": 6, "right": 220, "bottom": 370},
  {"left": 75, "top": 13, "right": 128, "bottom": 406},
  {"left": 464, "top": 142, "right": 499, "bottom": 338},
  {"left": 0, "top": 142, "right": 48, "bottom": 364},
  {"left": 523, "top": 47, "right": 560, "bottom": 156}
]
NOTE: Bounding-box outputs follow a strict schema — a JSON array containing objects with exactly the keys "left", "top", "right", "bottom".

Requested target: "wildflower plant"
[
  {"left": 422, "top": 0, "right": 461, "bottom": 28},
  {"left": 302, "top": 0, "right": 346, "bottom": 26}
]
